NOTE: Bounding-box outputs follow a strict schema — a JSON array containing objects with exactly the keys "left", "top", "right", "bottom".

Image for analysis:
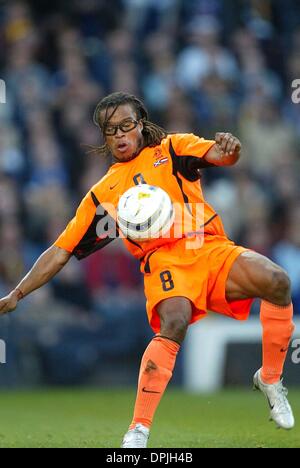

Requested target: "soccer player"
[{"left": 0, "top": 92, "right": 295, "bottom": 448}]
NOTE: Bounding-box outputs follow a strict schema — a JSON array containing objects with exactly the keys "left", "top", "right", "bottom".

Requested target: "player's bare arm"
[
  {"left": 204, "top": 132, "right": 242, "bottom": 166},
  {"left": 0, "top": 245, "right": 71, "bottom": 315}
]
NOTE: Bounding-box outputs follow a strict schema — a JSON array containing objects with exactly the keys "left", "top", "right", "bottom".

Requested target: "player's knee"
[
  {"left": 158, "top": 298, "right": 192, "bottom": 344},
  {"left": 268, "top": 268, "right": 291, "bottom": 305},
  {"left": 161, "top": 316, "right": 189, "bottom": 343},
  {"left": 271, "top": 268, "right": 291, "bottom": 296},
  {"left": 168, "top": 315, "right": 189, "bottom": 334}
]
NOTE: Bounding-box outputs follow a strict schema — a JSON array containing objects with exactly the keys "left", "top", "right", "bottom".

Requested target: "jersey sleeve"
[
  {"left": 54, "top": 190, "right": 117, "bottom": 260},
  {"left": 168, "top": 133, "right": 216, "bottom": 181},
  {"left": 171, "top": 133, "right": 215, "bottom": 159}
]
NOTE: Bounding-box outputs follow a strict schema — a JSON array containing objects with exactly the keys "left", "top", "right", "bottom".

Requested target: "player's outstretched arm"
[
  {"left": 204, "top": 132, "right": 242, "bottom": 166},
  {"left": 0, "top": 245, "right": 72, "bottom": 316}
]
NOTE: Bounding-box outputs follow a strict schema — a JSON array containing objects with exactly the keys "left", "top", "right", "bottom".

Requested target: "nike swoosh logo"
[
  {"left": 142, "top": 387, "right": 161, "bottom": 394},
  {"left": 110, "top": 183, "right": 119, "bottom": 190}
]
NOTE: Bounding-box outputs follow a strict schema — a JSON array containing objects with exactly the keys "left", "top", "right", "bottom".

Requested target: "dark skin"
[
  {"left": 0, "top": 104, "right": 292, "bottom": 343},
  {"left": 100, "top": 104, "right": 145, "bottom": 163}
]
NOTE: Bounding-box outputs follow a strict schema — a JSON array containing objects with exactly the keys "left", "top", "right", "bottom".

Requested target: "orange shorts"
[{"left": 141, "top": 235, "right": 254, "bottom": 333}]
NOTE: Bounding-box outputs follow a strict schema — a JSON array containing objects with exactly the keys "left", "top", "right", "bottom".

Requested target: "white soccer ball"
[{"left": 117, "top": 184, "right": 174, "bottom": 241}]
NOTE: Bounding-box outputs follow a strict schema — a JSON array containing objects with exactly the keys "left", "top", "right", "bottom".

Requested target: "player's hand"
[
  {"left": 215, "top": 133, "right": 242, "bottom": 155},
  {"left": 0, "top": 290, "right": 20, "bottom": 316}
]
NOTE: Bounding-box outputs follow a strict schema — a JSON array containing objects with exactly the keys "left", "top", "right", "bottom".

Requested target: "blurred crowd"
[{"left": 0, "top": 0, "right": 300, "bottom": 384}]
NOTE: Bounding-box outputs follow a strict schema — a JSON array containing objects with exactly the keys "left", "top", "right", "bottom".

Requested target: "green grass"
[{"left": 0, "top": 388, "right": 299, "bottom": 448}]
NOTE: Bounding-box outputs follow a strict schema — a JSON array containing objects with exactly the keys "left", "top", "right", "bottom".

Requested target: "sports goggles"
[{"left": 103, "top": 118, "right": 140, "bottom": 136}]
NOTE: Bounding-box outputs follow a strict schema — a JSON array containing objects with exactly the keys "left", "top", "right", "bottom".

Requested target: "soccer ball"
[{"left": 117, "top": 184, "right": 174, "bottom": 241}]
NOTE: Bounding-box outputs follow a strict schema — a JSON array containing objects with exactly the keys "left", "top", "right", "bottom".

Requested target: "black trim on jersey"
[
  {"left": 202, "top": 213, "right": 218, "bottom": 228},
  {"left": 169, "top": 139, "right": 216, "bottom": 183},
  {"left": 169, "top": 139, "right": 219, "bottom": 232},
  {"left": 169, "top": 138, "right": 215, "bottom": 215},
  {"left": 143, "top": 250, "right": 157, "bottom": 274},
  {"left": 91, "top": 191, "right": 100, "bottom": 207},
  {"left": 124, "top": 236, "right": 144, "bottom": 253},
  {"left": 169, "top": 139, "right": 192, "bottom": 215},
  {"left": 72, "top": 191, "right": 117, "bottom": 260}
]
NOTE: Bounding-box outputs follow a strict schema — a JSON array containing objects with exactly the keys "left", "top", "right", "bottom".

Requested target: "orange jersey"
[{"left": 55, "top": 133, "right": 226, "bottom": 260}]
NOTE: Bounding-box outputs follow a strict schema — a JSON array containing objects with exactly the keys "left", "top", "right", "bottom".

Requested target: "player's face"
[{"left": 100, "top": 104, "right": 144, "bottom": 162}]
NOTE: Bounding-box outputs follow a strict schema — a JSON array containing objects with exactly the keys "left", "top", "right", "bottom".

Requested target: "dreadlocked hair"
[{"left": 87, "top": 92, "right": 168, "bottom": 158}]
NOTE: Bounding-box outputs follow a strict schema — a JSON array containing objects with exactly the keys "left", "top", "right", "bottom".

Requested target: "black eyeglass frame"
[{"left": 103, "top": 118, "right": 140, "bottom": 136}]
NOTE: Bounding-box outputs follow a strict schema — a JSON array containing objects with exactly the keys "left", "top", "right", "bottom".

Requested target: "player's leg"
[
  {"left": 225, "top": 250, "right": 295, "bottom": 428},
  {"left": 122, "top": 297, "right": 192, "bottom": 447},
  {"left": 226, "top": 250, "right": 291, "bottom": 305},
  {"left": 226, "top": 250, "right": 294, "bottom": 380},
  {"left": 129, "top": 296, "right": 191, "bottom": 426}
]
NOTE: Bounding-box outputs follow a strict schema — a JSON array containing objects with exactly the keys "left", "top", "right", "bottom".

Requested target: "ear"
[{"left": 139, "top": 119, "right": 144, "bottom": 133}]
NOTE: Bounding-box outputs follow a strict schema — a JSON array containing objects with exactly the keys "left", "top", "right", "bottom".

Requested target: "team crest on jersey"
[
  {"left": 154, "top": 148, "right": 162, "bottom": 159},
  {"left": 153, "top": 148, "right": 169, "bottom": 167}
]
